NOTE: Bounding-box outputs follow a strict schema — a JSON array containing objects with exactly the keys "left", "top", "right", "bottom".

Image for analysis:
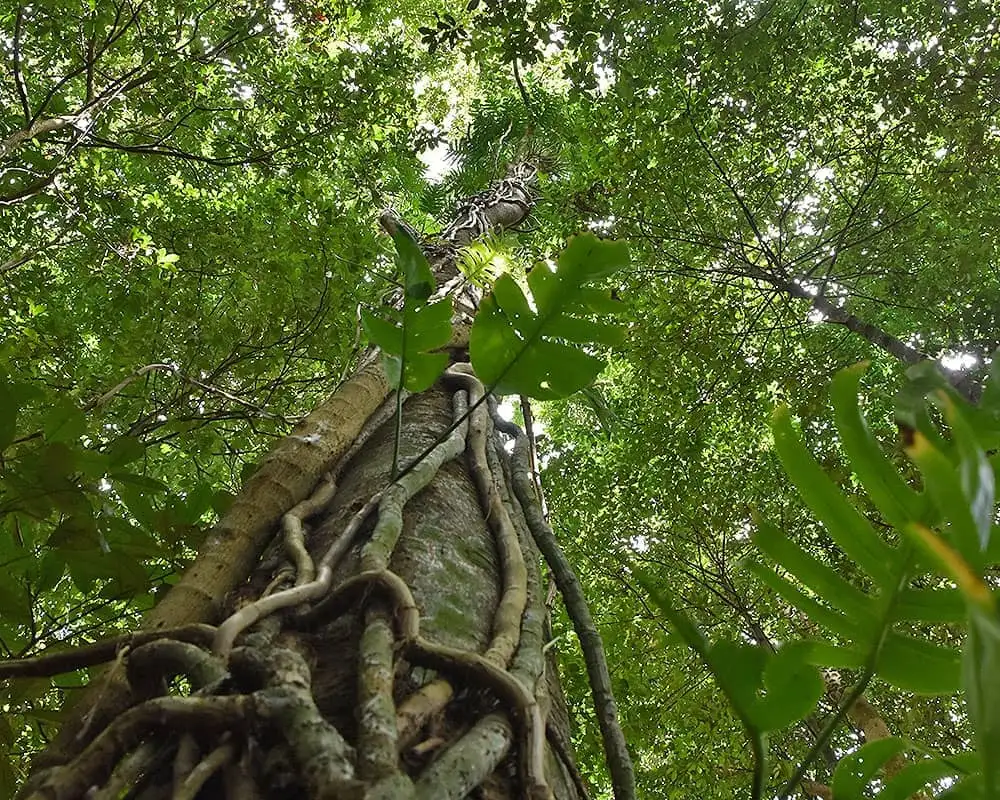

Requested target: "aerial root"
[
  {"left": 172, "top": 737, "right": 238, "bottom": 800},
  {"left": 31, "top": 376, "right": 575, "bottom": 800},
  {"left": 491, "top": 399, "right": 636, "bottom": 800},
  {"left": 125, "top": 638, "right": 226, "bottom": 699},
  {"left": 25, "top": 695, "right": 250, "bottom": 800},
  {"left": 0, "top": 624, "right": 216, "bottom": 680}
]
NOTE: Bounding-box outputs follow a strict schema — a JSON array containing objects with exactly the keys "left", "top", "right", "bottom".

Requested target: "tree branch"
[{"left": 13, "top": 5, "right": 32, "bottom": 121}]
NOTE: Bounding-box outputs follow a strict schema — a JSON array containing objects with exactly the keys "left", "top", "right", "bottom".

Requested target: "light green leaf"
[
  {"left": 879, "top": 753, "right": 981, "bottom": 800},
  {"left": 905, "top": 431, "right": 986, "bottom": 568},
  {"left": 745, "top": 560, "right": 857, "bottom": 637},
  {"left": 831, "top": 737, "right": 907, "bottom": 799},
  {"left": 941, "top": 397, "right": 996, "bottom": 556},
  {"left": 470, "top": 234, "right": 628, "bottom": 399},
  {"left": 964, "top": 608, "right": 1000, "bottom": 797},
  {"left": 754, "top": 518, "right": 875, "bottom": 623},
  {"left": 362, "top": 232, "right": 452, "bottom": 394},
  {"left": 830, "top": 363, "right": 922, "bottom": 528},
  {"left": 771, "top": 405, "right": 900, "bottom": 586},
  {"left": 894, "top": 588, "right": 966, "bottom": 623},
  {"left": 390, "top": 227, "right": 434, "bottom": 300},
  {"left": 878, "top": 632, "right": 962, "bottom": 694}
]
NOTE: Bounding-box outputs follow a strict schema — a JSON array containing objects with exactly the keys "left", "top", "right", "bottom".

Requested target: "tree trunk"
[{"left": 22, "top": 166, "right": 587, "bottom": 799}]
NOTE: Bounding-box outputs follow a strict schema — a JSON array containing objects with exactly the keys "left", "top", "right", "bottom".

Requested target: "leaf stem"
[
  {"left": 391, "top": 388, "right": 403, "bottom": 479},
  {"left": 779, "top": 548, "right": 913, "bottom": 797}
]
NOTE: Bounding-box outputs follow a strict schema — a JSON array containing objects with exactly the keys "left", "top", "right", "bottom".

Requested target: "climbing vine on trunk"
[{"left": 15, "top": 165, "right": 635, "bottom": 800}]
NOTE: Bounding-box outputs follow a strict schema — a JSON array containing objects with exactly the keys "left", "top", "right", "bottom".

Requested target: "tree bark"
[{"left": 22, "top": 165, "right": 588, "bottom": 800}]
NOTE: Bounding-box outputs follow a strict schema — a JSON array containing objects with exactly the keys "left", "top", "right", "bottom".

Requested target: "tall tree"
[
  {"left": 11, "top": 149, "right": 631, "bottom": 798},
  {"left": 5, "top": 0, "right": 1000, "bottom": 798}
]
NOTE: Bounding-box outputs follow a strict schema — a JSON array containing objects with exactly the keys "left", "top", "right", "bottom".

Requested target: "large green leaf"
[
  {"left": 879, "top": 753, "right": 981, "bottom": 800},
  {"left": 832, "top": 738, "right": 980, "bottom": 800},
  {"left": 830, "top": 363, "right": 921, "bottom": 528},
  {"left": 707, "top": 640, "right": 823, "bottom": 732},
  {"left": 771, "top": 405, "right": 900, "bottom": 586},
  {"left": 965, "top": 608, "right": 1000, "bottom": 798},
  {"left": 470, "top": 233, "right": 628, "bottom": 399},
  {"left": 754, "top": 518, "right": 874, "bottom": 623},
  {"left": 832, "top": 737, "right": 908, "bottom": 799},
  {"left": 906, "top": 430, "right": 989, "bottom": 570},
  {"left": 361, "top": 228, "right": 452, "bottom": 393}
]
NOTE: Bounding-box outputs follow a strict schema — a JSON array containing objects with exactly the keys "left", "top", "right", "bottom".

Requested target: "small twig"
[
  {"left": 84, "top": 362, "right": 288, "bottom": 421},
  {"left": 13, "top": 6, "right": 32, "bottom": 122}
]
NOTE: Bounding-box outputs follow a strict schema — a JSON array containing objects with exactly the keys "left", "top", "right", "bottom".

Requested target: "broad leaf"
[
  {"left": 965, "top": 608, "right": 1000, "bottom": 797},
  {"left": 879, "top": 753, "right": 981, "bottom": 800},
  {"left": 830, "top": 363, "right": 921, "bottom": 528},
  {"left": 832, "top": 737, "right": 907, "bottom": 799},
  {"left": 470, "top": 233, "right": 628, "bottom": 399},
  {"left": 361, "top": 229, "right": 452, "bottom": 393},
  {"left": 771, "top": 405, "right": 900, "bottom": 587}
]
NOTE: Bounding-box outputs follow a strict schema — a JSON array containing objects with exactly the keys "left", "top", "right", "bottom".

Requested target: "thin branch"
[
  {"left": 512, "top": 58, "right": 538, "bottom": 121},
  {"left": 13, "top": 5, "right": 32, "bottom": 121},
  {"left": 497, "top": 407, "right": 637, "bottom": 800},
  {"left": 84, "top": 362, "right": 289, "bottom": 422}
]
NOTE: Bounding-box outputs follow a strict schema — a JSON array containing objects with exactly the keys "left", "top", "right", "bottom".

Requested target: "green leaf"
[
  {"left": 0, "top": 377, "right": 42, "bottom": 452},
  {"left": 830, "top": 364, "right": 922, "bottom": 528},
  {"left": 894, "top": 587, "right": 967, "bottom": 623},
  {"left": 390, "top": 227, "right": 434, "bottom": 301},
  {"left": 905, "top": 431, "right": 987, "bottom": 568},
  {"left": 745, "top": 559, "right": 857, "bottom": 637},
  {"left": 361, "top": 300, "right": 451, "bottom": 393},
  {"left": 964, "top": 608, "right": 1000, "bottom": 797},
  {"left": 43, "top": 399, "right": 87, "bottom": 444},
  {"left": 755, "top": 643, "right": 824, "bottom": 730},
  {"left": 105, "top": 436, "right": 145, "bottom": 467},
  {"left": 831, "top": 737, "right": 907, "bottom": 799},
  {"left": 109, "top": 472, "right": 170, "bottom": 493},
  {"left": 753, "top": 518, "right": 875, "bottom": 623},
  {"left": 362, "top": 230, "right": 452, "bottom": 394},
  {"left": 47, "top": 516, "right": 101, "bottom": 550},
  {"left": 707, "top": 641, "right": 823, "bottom": 732},
  {"left": 470, "top": 234, "right": 628, "bottom": 399},
  {"left": 0, "top": 580, "right": 31, "bottom": 628},
  {"left": 941, "top": 396, "right": 996, "bottom": 555},
  {"left": 879, "top": 753, "right": 981, "bottom": 800},
  {"left": 0, "top": 752, "right": 14, "bottom": 800},
  {"left": 878, "top": 632, "right": 962, "bottom": 694},
  {"left": 37, "top": 551, "right": 66, "bottom": 593},
  {"left": 771, "top": 405, "right": 900, "bottom": 586},
  {"left": 979, "top": 350, "right": 1000, "bottom": 413}
]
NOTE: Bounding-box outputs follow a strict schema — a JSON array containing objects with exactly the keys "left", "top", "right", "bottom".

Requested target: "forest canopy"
[{"left": 2, "top": 1, "right": 1000, "bottom": 798}]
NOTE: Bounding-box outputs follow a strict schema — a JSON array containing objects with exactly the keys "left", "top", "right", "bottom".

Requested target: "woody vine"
[{"left": 7, "top": 164, "right": 636, "bottom": 800}]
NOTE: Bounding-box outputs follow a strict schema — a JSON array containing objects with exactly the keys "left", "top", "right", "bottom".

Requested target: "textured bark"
[
  {"left": 24, "top": 163, "right": 585, "bottom": 799},
  {"left": 150, "top": 359, "right": 392, "bottom": 629},
  {"left": 25, "top": 384, "right": 583, "bottom": 800},
  {"left": 34, "top": 361, "right": 391, "bottom": 771}
]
